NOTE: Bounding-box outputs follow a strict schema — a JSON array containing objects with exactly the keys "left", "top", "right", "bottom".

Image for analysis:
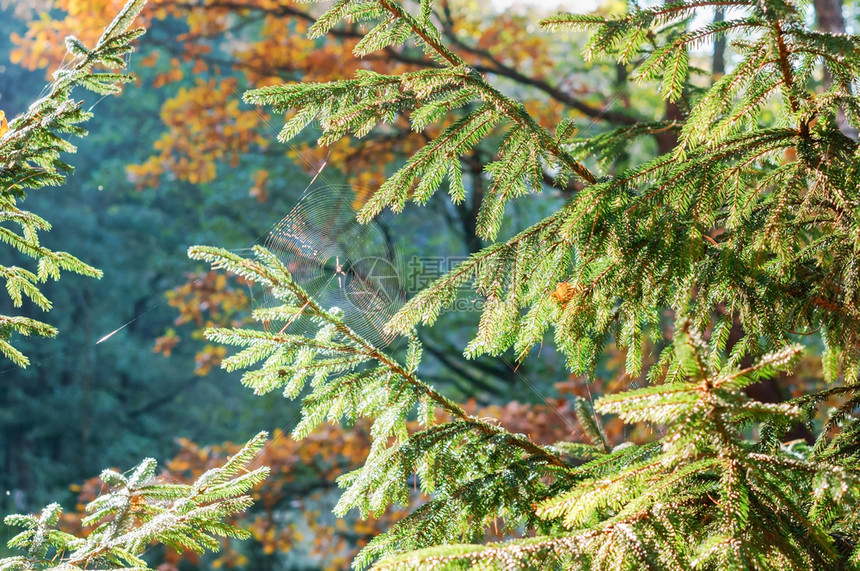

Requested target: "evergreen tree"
[
  {"left": 189, "top": 0, "right": 860, "bottom": 568},
  {"left": 0, "top": 431, "right": 269, "bottom": 571},
  {"left": 0, "top": 0, "right": 144, "bottom": 366},
  {"left": 0, "top": 2, "right": 270, "bottom": 568}
]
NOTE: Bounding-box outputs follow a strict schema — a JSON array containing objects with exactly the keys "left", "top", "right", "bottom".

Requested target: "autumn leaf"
[{"left": 153, "top": 328, "right": 180, "bottom": 356}]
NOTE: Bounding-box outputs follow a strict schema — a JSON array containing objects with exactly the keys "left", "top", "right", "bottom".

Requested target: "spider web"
[{"left": 263, "top": 186, "right": 407, "bottom": 347}]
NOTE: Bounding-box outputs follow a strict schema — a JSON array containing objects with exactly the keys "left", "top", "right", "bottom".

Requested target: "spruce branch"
[
  {"left": 0, "top": 0, "right": 145, "bottom": 366},
  {"left": 188, "top": 245, "right": 568, "bottom": 471},
  {"left": 371, "top": 326, "right": 860, "bottom": 569},
  {"left": 375, "top": 0, "right": 596, "bottom": 183},
  {"left": 192, "top": 0, "right": 860, "bottom": 567},
  {"left": 0, "top": 433, "right": 269, "bottom": 571},
  {"left": 244, "top": 0, "right": 597, "bottom": 234}
]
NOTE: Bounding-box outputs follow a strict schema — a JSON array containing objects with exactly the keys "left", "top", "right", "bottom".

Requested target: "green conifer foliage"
[
  {"left": 1, "top": 6, "right": 275, "bottom": 570},
  {"left": 194, "top": 0, "right": 860, "bottom": 568},
  {"left": 0, "top": 0, "right": 146, "bottom": 366},
  {"left": 0, "top": 432, "right": 269, "bottom": 571}
]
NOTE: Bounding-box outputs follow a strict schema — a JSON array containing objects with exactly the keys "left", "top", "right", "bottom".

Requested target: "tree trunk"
[
  {"left": 712, "top": 7, "right": 726, "bottom": 77},
  {"left": 815, "top": 0, "right": 845, "bottom": 34},
  {"left": 814, "top": 0, "right": 856, "bottom": 139},
  {"left": 656, "top": 101, "right": 683, "bottom": 154},
  {"left": 815, "top": 0, "right": 845, "bottom": 89}
]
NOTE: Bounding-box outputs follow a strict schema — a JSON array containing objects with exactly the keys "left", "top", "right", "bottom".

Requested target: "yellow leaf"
[{"left": 0, "top": 110, "right": 8, "bottom": 138}]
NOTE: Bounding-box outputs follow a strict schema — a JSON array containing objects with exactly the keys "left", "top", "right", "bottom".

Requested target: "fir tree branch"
[
  {"left": 769, "top": 12, "right": 802, "bottom": 115},
  {"left": 375, "top": 0, "right": 596, "bottom": 185},
  {"left": 434, "top": 3, "right": 639, "bottom": 126},
  {"left": 0, "top": 0, "right": 145, "bottom": 366},
  {"left": 189, "top": 245, "right": 570, "bottom": 472},
  {"left": 0, "top": 433, "right": 269, "bottom": 571}
]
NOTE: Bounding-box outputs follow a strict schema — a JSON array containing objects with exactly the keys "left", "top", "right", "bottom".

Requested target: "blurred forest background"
[{"left": 0, "top": 0, "right": 854, "bottom": 568}]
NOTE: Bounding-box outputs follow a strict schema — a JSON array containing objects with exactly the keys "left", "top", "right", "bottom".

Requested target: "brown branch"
[
  {"left": 437, "top": 17, "right": 638, "bottom": 126},
  {"left": 769, "top": 14, "right": 801, "bottom": 115},
  {"left": 377, "top": 0, "right": 596, "bottom": 185}
]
